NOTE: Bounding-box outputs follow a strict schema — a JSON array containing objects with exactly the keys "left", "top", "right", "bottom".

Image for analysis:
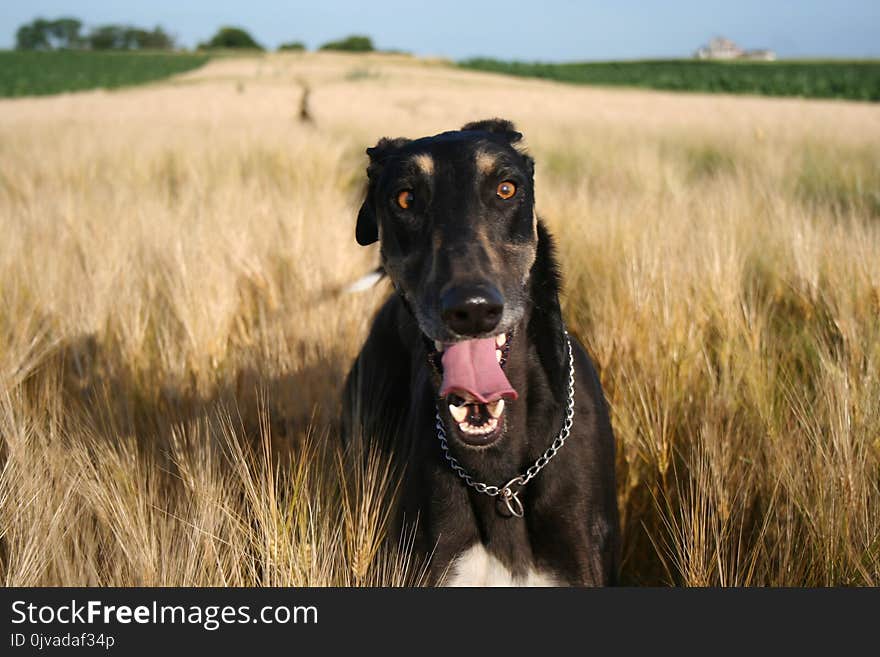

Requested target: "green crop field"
[
  {"left": 460, "top": 58, "right": 880, "bottom": 101},
  {"left": 0, "top": 50, "right": 210, "bottom": 98}
]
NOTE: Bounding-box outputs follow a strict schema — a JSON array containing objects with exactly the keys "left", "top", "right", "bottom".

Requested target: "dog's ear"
[
  {"left": 365, "top": 136, "right": 411, "bottom": 163},
  {"left": 460, "top": 118, "right": 523, "bottom": 144},
  {"left": 356, "top": 137, "right": 411, "bottom": 246},
  {"left": 356, "top": 201, "right": 379, "bottom": 246}
]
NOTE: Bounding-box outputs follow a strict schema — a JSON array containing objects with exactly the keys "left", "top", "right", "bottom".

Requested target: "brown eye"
[
  {"left": 496, "top": 181, "right": 517, "bottom": 199},
  {"left": 397, "top": 190, "right": 414, "bottom": 209}
]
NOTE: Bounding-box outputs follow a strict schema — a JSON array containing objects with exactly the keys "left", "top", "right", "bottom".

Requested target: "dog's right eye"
[
  {"left": 396, "top": 190, "right": 414, "bottom": 210},
  {"left": 496, "top": 181, "right": 517, "bottom": 200}
]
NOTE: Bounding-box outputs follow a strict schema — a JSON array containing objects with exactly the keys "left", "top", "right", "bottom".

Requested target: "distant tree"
[
  {"left": 126, "top": 26, "right": 175, "bottom": 50},
  {"left": 16, "top": 20, "right": 50, "bottom": 50},
  {"left": 278, "top": 41, "right": 306, "bottom": 52},
  {"left": 199, "top": 26, "right": 263, "bottom": 50},
  {"left": 319, "top": 35, "right": 374, "bottom": 52},
  {"left": 16, "top": 17, "right": 84, "bottom": 50},
  {"left": 48, "top": 18, "right": 84, "bottom": 48},
  {"left": 87, "top": 25, "right": 126, "bottom": 50}
]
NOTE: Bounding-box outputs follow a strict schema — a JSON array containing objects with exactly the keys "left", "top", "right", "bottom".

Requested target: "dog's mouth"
[{"left": 429, "top": 332, "right": 517, "bottom": 446}]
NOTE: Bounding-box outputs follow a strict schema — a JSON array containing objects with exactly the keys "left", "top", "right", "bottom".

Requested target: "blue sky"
[{"left": 2, "top": 1, "right": 878, "bottom": 59}]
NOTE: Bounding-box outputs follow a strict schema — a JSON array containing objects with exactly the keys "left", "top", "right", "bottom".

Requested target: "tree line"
[
  {"left": 16, "top": 18, "right": 174, "bottom": 51},
  {"left": 15, "top": 17, "right": 379, "bottom": 53}
]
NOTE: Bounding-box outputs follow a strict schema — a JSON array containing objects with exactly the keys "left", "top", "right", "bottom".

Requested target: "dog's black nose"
[{"left": 441, "top": 284, "right": 504, "bottom": 336}]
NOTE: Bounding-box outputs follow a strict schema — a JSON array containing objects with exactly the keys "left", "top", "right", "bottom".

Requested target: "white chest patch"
[{"left": 443, "top": 545, "right": 558, "bottom": 587}]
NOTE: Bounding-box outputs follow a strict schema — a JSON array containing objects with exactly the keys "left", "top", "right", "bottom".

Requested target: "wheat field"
[{"left": 1, "top": 52, "right": 878, "bottom": 586}]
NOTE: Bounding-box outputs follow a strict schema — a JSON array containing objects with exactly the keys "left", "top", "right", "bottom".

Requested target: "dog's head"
[
  {"left": 356, "top": 119, "right": 538, "bottom": 445},
  {"left": 357, "top": 118, "right": 537, "bottom": 341}
]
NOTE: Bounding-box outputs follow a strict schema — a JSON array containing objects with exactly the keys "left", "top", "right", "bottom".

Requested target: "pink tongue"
[{"left": 439, "top": 338, "right": 518, "bottom": 403}]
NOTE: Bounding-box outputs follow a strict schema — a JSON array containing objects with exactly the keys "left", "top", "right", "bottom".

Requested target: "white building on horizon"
[{"left": 694, "top": 36, "right": 776, "bottom": 61}]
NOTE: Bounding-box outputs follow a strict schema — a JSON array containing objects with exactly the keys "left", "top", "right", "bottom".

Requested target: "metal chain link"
[{"left": 435, "top": 329, "right": 575, "bottom": 516}]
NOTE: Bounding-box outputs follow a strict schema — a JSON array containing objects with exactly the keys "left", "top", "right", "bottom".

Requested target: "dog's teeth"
[
  {"left": 449, "top": 404, "right": 468, "bottom": 423},
  {"left": 495, "top": 333, "right": 506, "bottom": 348},
  {"left": 487, "top": 399, "right": 505, "bottom": 418},
  {"left": 496, "top": 349, "right": 502, "bottom": 362},
  {"left": 434, "top": 341, "right": 444, "bottom": 352},
  {"left": 458, "top": 422, "right": 471, "bottom": 433}
]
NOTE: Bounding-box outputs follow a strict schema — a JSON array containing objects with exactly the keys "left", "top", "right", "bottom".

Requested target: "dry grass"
[{"left": 1, "top": 52, "right": 878, "bottom": 586}]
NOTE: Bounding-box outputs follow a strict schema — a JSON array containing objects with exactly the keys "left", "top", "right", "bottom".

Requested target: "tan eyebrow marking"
[
  {"left": 412, "top": 153, "right": 434, "bottom": 176},
  {"left": 475, "top": 150, "right": 498, "bottom": 175}
]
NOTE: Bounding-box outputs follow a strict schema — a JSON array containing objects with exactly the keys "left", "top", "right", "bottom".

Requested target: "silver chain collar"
[{"left": 434, "top": 330, "right": 576, "bottom": 518}]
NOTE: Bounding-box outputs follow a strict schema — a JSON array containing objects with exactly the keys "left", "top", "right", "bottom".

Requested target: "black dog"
[{"left": 343, "top": 119, "right": 619, "bottom": 586}]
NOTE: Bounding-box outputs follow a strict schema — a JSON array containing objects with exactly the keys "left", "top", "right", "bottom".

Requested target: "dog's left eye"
[
  {"left": 396, "top": 190, "right": 414, "bottom": 209},
  {"left": 496, "top": 181, "right": 517, "bottom": 200}
]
